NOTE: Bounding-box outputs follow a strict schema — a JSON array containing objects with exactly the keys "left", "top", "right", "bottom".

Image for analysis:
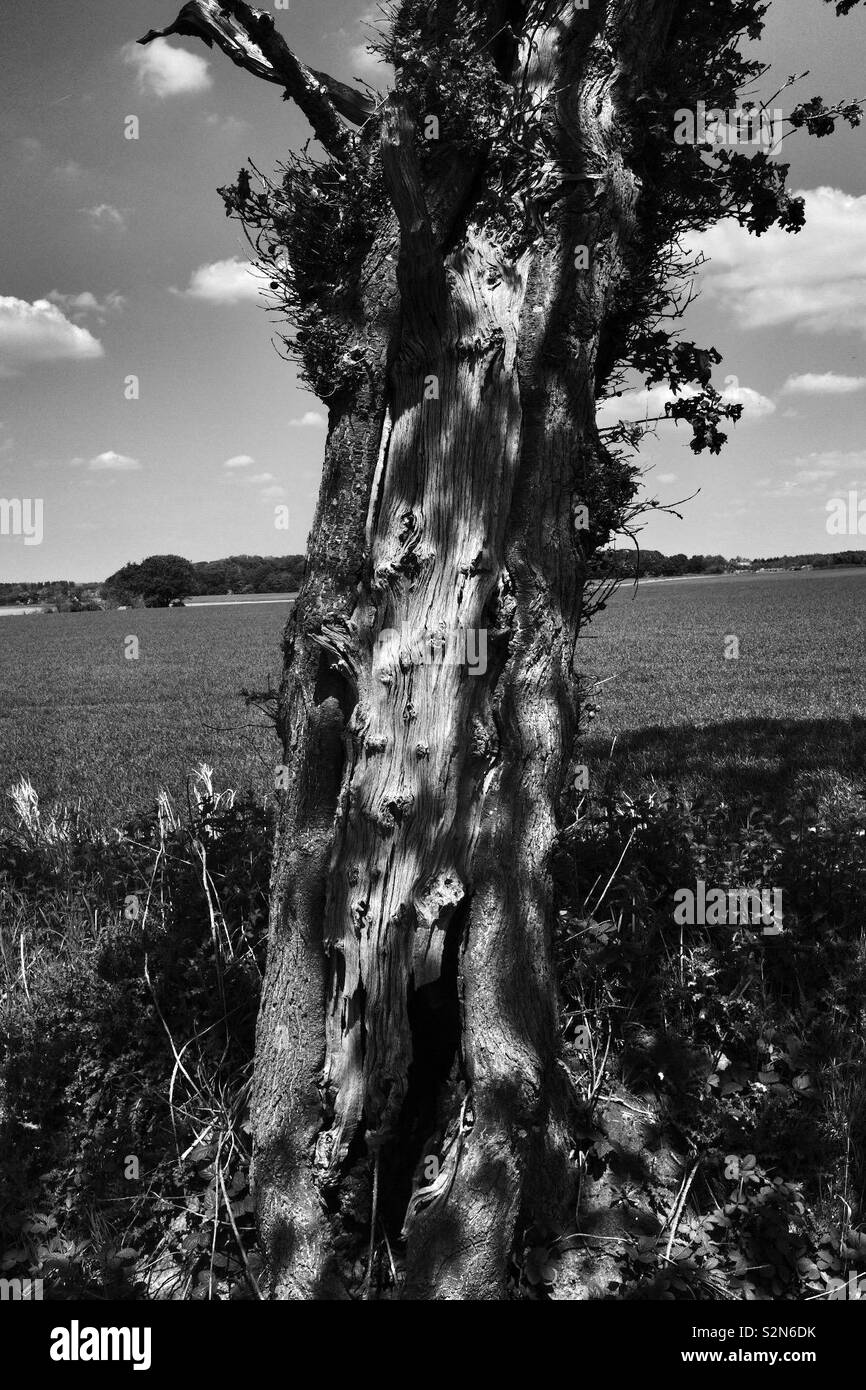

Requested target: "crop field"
[
  {"left": 580, "top": 568, "right": 866, "bottom": 807},
  {"left": 1, "top": 569, "right": 864, "bottom": 826},
  {"left": 0, "top": 605, "right": 288, "bottom": 824}
]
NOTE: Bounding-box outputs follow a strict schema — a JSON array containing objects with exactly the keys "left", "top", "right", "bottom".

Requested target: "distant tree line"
[
  {"left": 101, "top": 553, "right": 307, "bottom": 607},
  {"left": 193, "top": 554, "right": 306, "bottom": 597},
  {"left": 0, "top": 554, "right": 306, "bottom": 610},
  {"left": 0, "top": 579, "right": 103, "bottom": 612},
  {"left": 747, "top": 551, "right": 866, "bottom": 571},
  {"left": 4, "top": 549, "right": 864, "bottom": 611},
  {"left": 599, "top": 549, "right": 866, "bottom": 579}
]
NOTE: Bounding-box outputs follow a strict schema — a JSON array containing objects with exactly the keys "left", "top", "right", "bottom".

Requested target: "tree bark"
[
  {"left": 144, "top": 0, "right": 678, "bottom": 1298},
  {"left": 253, "top": 4, "right": 675, "bottom": 1299}
]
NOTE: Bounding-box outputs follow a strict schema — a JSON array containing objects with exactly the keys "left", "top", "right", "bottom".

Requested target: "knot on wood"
[
  {"left": 380, "top": 794, "right": 414, "bottom": 828},
  {"left": 313, "top": 1130, "right": 336, "bottom": 1174},
  {"left": 398, "top": 510, "right": 417, "bottom": 542},
  {"left": 456, "top": 326, "right": 506, "bottom": 362},
  {"left": 469, "top": 714, "right": 497, "bottom": 759},
  {"left": 461, "top": 549, "right": 493, "bottom": 577}
]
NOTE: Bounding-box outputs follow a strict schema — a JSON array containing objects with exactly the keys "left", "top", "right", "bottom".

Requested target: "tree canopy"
[{"left": 102, "top": 554, "right": 200, "bottom": 607}]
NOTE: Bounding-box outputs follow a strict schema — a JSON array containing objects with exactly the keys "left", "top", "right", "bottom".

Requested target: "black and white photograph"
[{"left": 1, "top": 0, "right": 866, "bottom": 1357}]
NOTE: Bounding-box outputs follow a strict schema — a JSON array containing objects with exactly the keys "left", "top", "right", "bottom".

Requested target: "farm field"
[
  {"left": 580, "top": 568, "right": 866, "bottom": 807},
  {"left": 184, "top": 592, "right": 298, "bottom": 606},
  {"left": 0, "top": 568, "right": 864, "bottom": 826},
  {"left": 0, "top": 604, "right": 288, "bottom": 824}
]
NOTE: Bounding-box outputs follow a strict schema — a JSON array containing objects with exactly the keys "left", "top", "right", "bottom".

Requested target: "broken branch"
[
  {"left": 380, "top": 97, "right": 448, "bottom": 345},
  {"left": 139, "top": 1, "right": 376, "bottom": 153}
]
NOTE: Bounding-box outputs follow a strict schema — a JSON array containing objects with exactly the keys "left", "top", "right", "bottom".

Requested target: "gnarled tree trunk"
[{"left": 142, "top": 0, "right": 679, "bottom": 1299}]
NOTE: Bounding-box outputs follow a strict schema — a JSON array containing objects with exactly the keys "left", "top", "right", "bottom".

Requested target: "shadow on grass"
[{"left": 585, "top": 715, "right": 866, "bottom": 813}]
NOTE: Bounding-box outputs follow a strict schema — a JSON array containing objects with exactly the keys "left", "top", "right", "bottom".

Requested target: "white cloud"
[
  {"left": 178, "top": 258, "right": 265, "bottom": 304},
  {"left": 759, "top": 450, "right": 866, "bottom": 498},
  {"left": 224, "top": 458, "right": 283, "bottom": 496},
  {"left": 597, "top": 385, "right": 676, "bottom": 426},
  {"left": 781, "top": 372, "right": 866, "bottom": 395},
  {"left": 289, "top": 410, "right": 326, "bottom": 427},
  {"left": 597, "top": 380, "right": 773, "bottom": 427},
  {"left": 46, "top": 290, "right": 126, "bottom": 322},
  {"left": 349, "top": 41, "right": 391, "bottom": 78},
  {"left": 204, "top": 113, "right": 248, "bottom": 136},
  {"left": 17, "top": 137, "right": 43, "bottom": 163},
  {"left": 0, "top": 297, "right": 103, "bottom": 373},
  {"left": 345, "top": 10, "right": 393, "bottom": 79},
  {"left": 693, "top": 187, "right": 866, "bottom": 335},
  {"left": 797, "top": 470, "right": 838, "bottom": 485},
  {"left": 53, "top": 160, "right": 84, "bottom": 181},
  {"left": 122, "top": 38, "right": 212, "bottom": 98},
  {"left": 656, "top": 472, "right": 678, "bottom": 484},
  {"left": 84, "top": 204, "right": 127, "bottom": 232},
  {"left": 800, "top": 453, "right": 866, "bottom": 486},
  {"left": 797, "top": 449, "right": 866, "bottom": 479},
  {"left": 87, "top": 451, "right": 141, "bottom": 472},
  {"left": 720, "top": 382, "right": 776, "bottom": 419}
]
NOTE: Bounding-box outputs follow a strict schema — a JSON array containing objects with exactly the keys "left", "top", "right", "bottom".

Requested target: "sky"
[{"left": 1, "top": 0, "right": 865, "bottom": 582}]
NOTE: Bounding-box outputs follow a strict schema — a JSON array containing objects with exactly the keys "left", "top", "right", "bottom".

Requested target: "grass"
[
  {"left": 0, "top": 768, "right": 271, "bottom": 1301},
  {"left": 1, "top": 569, "right": 863, "bottom": 826},
  {"left": 3, "top": 766, "right": 865, "bottom": 1300},
  {"left": 551, "top": 774, "right": 866, "bottom": 1300},
  {"left": 580, "top": 569, "right": 866, "bottom": 811},
  {"left": 0, "top": 606, "right": 287, "bottom": 824},
  {"left": 2, "top": 569, "right": 863, "bottom": 828}
]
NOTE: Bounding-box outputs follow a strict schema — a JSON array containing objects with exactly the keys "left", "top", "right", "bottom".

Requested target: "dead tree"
[{"left": 142, "top": 0, "right": 862, "bottom": 1298}]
